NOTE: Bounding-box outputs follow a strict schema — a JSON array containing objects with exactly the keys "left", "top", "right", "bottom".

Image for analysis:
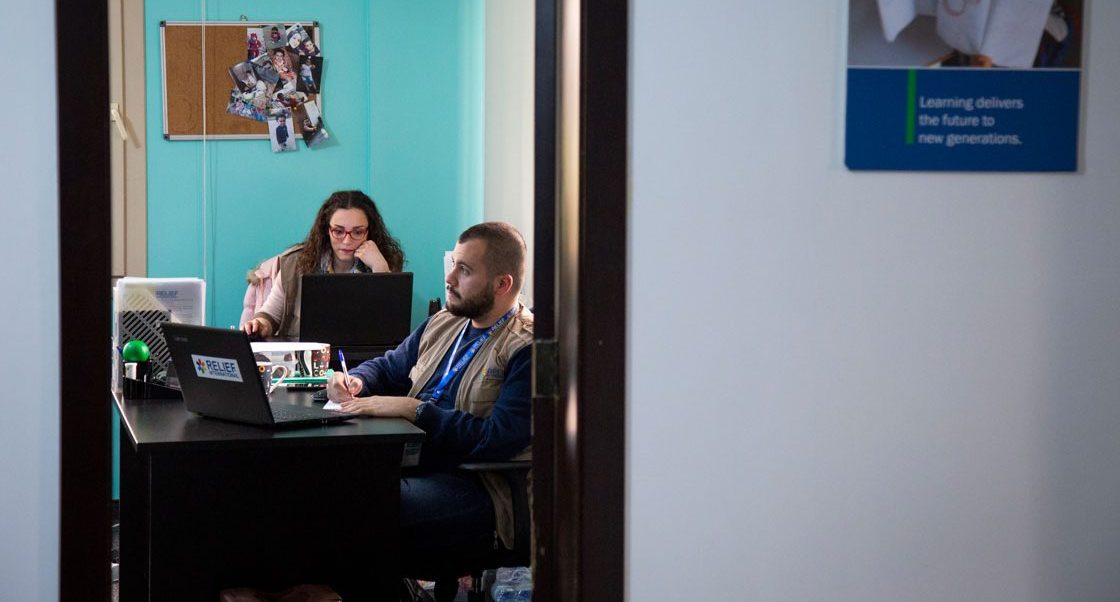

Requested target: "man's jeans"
[{"left": 400, "top": 470, "right": 496, "bottom": 579}]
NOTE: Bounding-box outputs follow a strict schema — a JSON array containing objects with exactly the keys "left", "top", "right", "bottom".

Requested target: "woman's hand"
[
  {"left": 354, "top": 240, "right": 390, "bottom": 272},
  {"left": 338, "top": 395, "right": 422, "bottom": 421},
  {"left": 327, "top": 372, "right": 364, "bottom": 401},
  {"left": 241, "top": 316, "right": 273, "bottom": 338}
]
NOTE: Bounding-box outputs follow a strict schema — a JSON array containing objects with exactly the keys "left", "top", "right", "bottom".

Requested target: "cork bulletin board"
[{"left": 160, "top": 21, "right": 320, "bottom": 139}]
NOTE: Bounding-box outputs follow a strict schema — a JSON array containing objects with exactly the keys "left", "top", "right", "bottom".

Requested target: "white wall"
[
  {"left": 484, "top": 0, "right": 535, "bottom": 305},
  {"left": 0, "top": 0, "right": 59, "bottom": 599},
  {"left": 629, "top": 2, "right": 1120, "bottom": 601}
]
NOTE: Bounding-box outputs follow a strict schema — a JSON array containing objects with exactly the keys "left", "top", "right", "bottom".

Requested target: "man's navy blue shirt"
[{"left": 347, "top": 315, "right": 532, "bottom": 470}]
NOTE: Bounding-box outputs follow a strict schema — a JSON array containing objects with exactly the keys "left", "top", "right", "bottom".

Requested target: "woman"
[{"left": 242, "top": 190, "right": 405, "bottom": 338}]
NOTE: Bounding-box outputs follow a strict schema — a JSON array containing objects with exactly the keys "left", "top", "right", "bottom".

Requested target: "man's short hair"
[{"left": 458, "top": 222, "right": 526, "bottom": 291}]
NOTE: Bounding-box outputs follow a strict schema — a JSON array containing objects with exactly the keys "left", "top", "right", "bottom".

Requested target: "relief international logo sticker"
[{"left": 190, "top": 354, "right": 244, "bottom": 382}]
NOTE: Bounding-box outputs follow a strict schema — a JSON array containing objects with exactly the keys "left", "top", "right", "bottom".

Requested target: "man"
[{"left": 328, "top": 222, "right": 532, "bottom": 578}]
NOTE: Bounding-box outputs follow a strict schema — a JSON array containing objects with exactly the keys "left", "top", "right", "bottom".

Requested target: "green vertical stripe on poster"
[{"left": 905, "top": 69, "right": 917, "bottom": 145}]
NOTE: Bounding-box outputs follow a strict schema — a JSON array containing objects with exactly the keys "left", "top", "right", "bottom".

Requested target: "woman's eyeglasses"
[{"left": 328, "top": 225, "right": 368, "bottom": 240}]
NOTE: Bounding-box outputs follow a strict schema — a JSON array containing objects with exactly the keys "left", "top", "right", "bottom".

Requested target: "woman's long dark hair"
[{"left": 295, "top": 190, "right": 405, "bottom": 275}]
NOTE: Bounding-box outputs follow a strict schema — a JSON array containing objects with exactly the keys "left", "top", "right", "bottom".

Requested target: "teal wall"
[
  {"left": 145, "top": 0, "right": 485, "bottom": 330},
  {"left": 119, "top": 0, "right": 485, "bottom": 499}
]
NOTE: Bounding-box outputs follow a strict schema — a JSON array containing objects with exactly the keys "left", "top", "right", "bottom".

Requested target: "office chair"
[{"left": 432, "top": 460, "right": 532, "bottom": 602}]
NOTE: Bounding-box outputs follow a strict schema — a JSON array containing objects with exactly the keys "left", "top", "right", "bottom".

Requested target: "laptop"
[
  {"left": 161, "top": 322, "right": 355, "bottom": 428},
  {"left": 300, "top": 272, "right": 413, "bottom": 346}
]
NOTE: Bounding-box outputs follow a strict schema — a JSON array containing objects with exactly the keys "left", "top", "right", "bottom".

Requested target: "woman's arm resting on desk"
[
  {"left": 242, "top": 269, "right": 285, "bottom": 336},
  {"left": 242, "top": 315, "right": 274, "bottom": 337}
]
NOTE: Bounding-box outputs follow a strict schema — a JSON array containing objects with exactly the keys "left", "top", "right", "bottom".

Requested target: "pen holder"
[{"left": 122, "top": 377, "right": 182, "bottom": 400}]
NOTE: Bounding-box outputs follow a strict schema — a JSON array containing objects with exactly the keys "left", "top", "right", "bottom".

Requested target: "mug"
[
  {"left": 290, "top": 346, "right": 331, "bottom": 377},
  {"left": 256, "top": 361, "right": 290, "bottom": 395}
]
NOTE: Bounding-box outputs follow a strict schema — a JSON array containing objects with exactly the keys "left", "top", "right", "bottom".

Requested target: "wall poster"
[{"left": 846, "top": 0, "right": 1084, "bottom": 172}]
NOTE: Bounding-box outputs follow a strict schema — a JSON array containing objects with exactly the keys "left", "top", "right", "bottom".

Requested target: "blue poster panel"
[{"left": 845, "top": 0, "right": 1084, "bottom": 172}]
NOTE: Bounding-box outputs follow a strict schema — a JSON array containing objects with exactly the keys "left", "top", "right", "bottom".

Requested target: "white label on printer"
[{"left": 190, "top": 354, "right": 244, "bottom": 382}]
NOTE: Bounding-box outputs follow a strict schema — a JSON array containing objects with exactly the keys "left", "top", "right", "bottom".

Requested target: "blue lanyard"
[{"left": 429, "top": 308, "right": 516, "bottom": 403}]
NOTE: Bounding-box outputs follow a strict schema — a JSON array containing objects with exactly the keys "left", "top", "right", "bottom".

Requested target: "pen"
[
  {"left": 338, "top": 350, "right": 354, "bottom": 401},
  {"left": 338, "top": 349, "right": 350, "bottom": 382}
]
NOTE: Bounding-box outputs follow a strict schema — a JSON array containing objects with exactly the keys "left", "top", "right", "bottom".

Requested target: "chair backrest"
[
  {"left": 432, "top": 461, "right": 532, "bottom": 601},
  {"left": 495, "top": 466, "right": 531, "bottom": 566},
  {"left": 460, "top": 461, "right": 532, "bottom": 566}
]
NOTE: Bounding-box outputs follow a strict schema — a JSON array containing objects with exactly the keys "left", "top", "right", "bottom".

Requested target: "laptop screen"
[
  {"left": 162, "top": 322, "right": 274, "bottom": 425},
  {"left": 299, "top": 272, "right": 413, "bottom": 346}
]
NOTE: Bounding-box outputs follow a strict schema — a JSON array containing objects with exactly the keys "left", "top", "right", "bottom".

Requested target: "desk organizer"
[
  {"left": 122, "top": 377, "right": 182, "bottom": 400},
  {"left": 112, "top": 277, "right": 205, "bottom": 395}
]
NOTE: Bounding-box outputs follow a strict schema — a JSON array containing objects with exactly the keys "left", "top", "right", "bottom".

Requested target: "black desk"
[{"left": 115, "top": 389, "right": 425, "bottom": 601}]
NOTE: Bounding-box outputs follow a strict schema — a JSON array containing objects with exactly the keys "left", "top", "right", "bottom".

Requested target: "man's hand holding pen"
[
  {"left": 326, "top": 371, "right": 363, "bottom": 402},
  {"left": 328, "top": 350, "right": 423, "bottom": 420},
  {"left": 328, "top": 349, "right": 364, "bottom": 402}
]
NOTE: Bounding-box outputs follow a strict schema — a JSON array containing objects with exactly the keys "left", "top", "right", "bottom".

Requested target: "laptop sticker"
[{"left": 191, "top": 354, "right": 244, "bottom": 382}]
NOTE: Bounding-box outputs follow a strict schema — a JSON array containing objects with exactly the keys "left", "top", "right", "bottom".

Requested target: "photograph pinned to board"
[
  {"left": 272, "top": 85, "right": 308, "bottom": 111},
  {"left": 226, "top": 79, "right": 273, "bottom": 122},
  {"left": 297, "top": 56, "right": 322, "bottom": 94},
  {"left": 246, "top": 27, "right": 264, "bottom": 61},
  {"left": 263, "top": 23, "right": 287, "bottom": 51},
  {"left": 251, "top": 52, "right": 280, "bottom": 84},
  {"left": 268, "top": 108, "right": 297, "bottom": 153},
  {"left": 287, "top": 23, "right": 320, "bottom": 57},
  {"left": 267, "top": 46, "right": 298, "bottom": 84},
  {"left": 228, "top": 60, "right": 258, "bottom": 93},
  {"left": 300, "top": 99, "right": 329, "bottom": 148}
]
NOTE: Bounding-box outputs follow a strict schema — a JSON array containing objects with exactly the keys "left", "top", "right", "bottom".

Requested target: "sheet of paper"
[{"left": 323, "top": 400, "right": 341, "bottom": 411}]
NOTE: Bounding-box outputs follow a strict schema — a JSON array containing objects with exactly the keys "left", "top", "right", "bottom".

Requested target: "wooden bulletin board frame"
[{"left": 160, "top": 21, "right": 320, "bottom": 139}]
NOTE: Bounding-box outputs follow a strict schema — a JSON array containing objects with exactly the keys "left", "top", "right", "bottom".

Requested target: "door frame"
[
  {"left": 58, "top": 0, "right": 113, "bottom": 598},
  {"left": 532, "top": 0, "right": 628, "bottom": 600},
  {"left": 58, "top": 0, "right": 629, "bottom": 598},
  {"left": 109, "top": 0, "right": 148, "bottom": 279}
]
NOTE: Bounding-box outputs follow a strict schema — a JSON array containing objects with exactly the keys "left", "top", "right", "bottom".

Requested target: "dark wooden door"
[{"left": 532, "top": 0, "right": 628, "bottom": 600}]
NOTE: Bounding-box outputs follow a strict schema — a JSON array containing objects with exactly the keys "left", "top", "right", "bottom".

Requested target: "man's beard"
[{"left": 447, "top": 283, "right": 496, "bottom": 320}]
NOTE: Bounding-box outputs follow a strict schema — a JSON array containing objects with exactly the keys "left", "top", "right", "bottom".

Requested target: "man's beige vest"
[{"left": 407, "top": 304, "right": 533, "bottom": 550}]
